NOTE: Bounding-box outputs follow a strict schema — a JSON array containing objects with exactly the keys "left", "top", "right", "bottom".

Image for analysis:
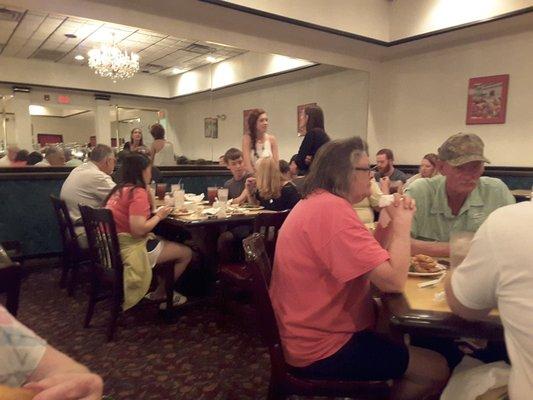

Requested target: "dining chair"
[
  {"left": 50, "top": 195, "right": 90, "bottom": 296},
  {"left": 218, "top": 210, "right": 289, "bottom": 288},
  {"left": 79, "top": 205, "right": 175, "bottom": 341},
  {"left": 243, "top": 233, "right": 391, "bottom": 400},
  {"left": 0, "top": 243, "right": 22, "bottom": 316}
]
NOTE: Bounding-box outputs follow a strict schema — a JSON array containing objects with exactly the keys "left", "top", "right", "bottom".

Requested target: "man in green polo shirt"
[{"left": 405, "top": 132, "right": 515, "bottom": 257}]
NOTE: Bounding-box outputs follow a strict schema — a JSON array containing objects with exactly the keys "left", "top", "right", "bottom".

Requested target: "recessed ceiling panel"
[{"left": 0, "top": 6, "right": 247, "bottom": 76}]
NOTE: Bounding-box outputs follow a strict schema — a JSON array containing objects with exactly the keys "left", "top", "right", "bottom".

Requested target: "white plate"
[
  {"left": 408, "top": 263, "right": 447, "bottom": 277},
  {"left": 172, "top": 210, "right": 195, "bottom": 217},
  {"left": 238, "top": 206, "right": 264, "bottom": 211}
]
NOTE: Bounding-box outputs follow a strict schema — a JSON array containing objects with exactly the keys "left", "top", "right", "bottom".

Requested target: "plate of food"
[
  {"left": 172, "top": 209, "right": 195, "bottom": 217},
  {"left": 408, "top": 254, "right": 447, "bottom": 277},
  {"left": 239, "top": 204, "right": 265, "bottom": 211}
]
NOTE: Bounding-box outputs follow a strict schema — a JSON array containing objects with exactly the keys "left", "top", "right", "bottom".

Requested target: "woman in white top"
[
  {"left": 242, "top": 108, "right": 279, "bottom": 173},
  {"left": 150, "top": 123, "right": 175, "bottom": 166}
]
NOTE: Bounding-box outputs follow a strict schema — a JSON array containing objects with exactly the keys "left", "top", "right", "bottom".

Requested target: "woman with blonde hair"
[{"left": 245, "top": 157, "right": 300, "bottom": 211}]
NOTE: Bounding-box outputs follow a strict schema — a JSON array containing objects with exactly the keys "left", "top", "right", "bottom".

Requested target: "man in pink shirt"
[{"left": 270, "top": 137, "right": 449, "bottom": 400}]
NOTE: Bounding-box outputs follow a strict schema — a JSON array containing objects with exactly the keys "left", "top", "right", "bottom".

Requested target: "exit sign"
[{"left": 57, "top": 95, "right": 71, "bottom": 104}]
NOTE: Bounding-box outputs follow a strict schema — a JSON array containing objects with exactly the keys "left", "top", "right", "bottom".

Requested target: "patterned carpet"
[{"left": 13, "top": 265, "right": 275, "bottom": 400}]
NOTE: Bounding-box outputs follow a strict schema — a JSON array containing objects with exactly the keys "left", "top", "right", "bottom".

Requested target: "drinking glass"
[
  {"left": 207, "top": 186, "right": 218, "bottom": 204},
  {"left": 450, "top": 231, "right": 475, "bottom": 269},
  {"left": 171, "top": 184, "right": 182, "bottom": 193},
  {"left": 217, "top": 187, "right": 229, "bottom": 203},
  {"left": 155, "top": 183, "right": 167, "bottom": 200},
  {"left": 174, "top": 189, "right": 185, "bottom": 210}
]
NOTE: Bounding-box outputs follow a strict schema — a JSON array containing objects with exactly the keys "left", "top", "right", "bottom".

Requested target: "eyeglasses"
[{"left": 353, "top": 166, "right": 376, "bottom": 174}]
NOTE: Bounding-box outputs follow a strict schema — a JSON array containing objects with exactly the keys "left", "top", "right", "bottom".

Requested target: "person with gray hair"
[
  {"left": 270, "top": 137, "right": 449, "bottom": 400},
  {"left": 35, "top": 146, "right": 65, "bottom": 167},
  {"left": 60, "top": 144, "right": 116, "bottom": 226},
  {"left": 0, "top": 145, "right": 20, "bottom": 166}
]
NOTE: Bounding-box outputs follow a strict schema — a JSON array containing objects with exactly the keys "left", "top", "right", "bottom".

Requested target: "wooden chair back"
[
  {"left": 50, "top": 195, "right": 78, "bottom": 250},
  {"left": 78, "top": 205, "right": 124, "bottom": 302},
  {"left": 243, "top": 233, "right": 391, "bottom": 399},
  {"left": 252, "top": 210, "right": 289, "bottom": 262},
  {"left": 243, "top": 233, "right": 289, "bottom": 381}
]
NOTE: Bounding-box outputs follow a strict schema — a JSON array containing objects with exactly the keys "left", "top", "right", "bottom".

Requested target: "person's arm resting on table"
[{"left": 444, "top": 221, "right": 496, "bottom": 320}]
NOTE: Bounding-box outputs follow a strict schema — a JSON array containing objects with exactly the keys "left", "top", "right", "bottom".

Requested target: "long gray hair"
[{"left": 302, "top": 136, "right": 368, "bottom": 199}]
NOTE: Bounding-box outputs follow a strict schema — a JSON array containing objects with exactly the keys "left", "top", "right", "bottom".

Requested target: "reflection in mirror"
[
  {"left": 0, "top": 95, "right": 14, "bottom": 159},
  {"left": 29, "top": 104, "right": 96, "bottom": 167},
  {"left": 111, "top": 106, "right": 161, "bottom": 151},
  {"left": 175, "top": 65, "right": 368, "bottom": 172}
]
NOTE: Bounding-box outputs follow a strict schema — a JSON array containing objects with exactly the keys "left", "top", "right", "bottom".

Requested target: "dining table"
[
  {"left": 511, "top": 189, "right": 532, "bottom": 202},
  {"left": 381, "top": 272, "right": 503, "bottom": 341},
  {"left": 154, "top": 200, "right": 274, "bottom": 295}
]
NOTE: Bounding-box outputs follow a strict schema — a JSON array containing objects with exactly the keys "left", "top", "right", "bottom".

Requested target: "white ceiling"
[{"left": 0, "top": 4, "right": 246, "bottom": 76}]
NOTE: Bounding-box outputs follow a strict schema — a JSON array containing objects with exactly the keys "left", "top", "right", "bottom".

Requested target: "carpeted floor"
[{"left": 13, "top": 266, "right": 275, "bottom": 399}]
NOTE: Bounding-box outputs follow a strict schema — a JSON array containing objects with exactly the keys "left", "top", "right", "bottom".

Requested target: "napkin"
[
  {"left": 202, "top": 207, "right": 220, "bottom": 215},
  {"left": 185, "top": 193, "right": 205, "bottom": 203}
]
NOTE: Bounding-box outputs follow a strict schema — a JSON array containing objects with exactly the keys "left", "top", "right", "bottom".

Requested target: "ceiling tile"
[{"left": 0, "top": 7, "right": 248, "bottom": 77}]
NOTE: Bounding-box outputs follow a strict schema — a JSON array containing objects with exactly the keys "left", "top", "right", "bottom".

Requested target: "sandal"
[{"left": 159, "top": 291, "right": 188, "bottom": 310}]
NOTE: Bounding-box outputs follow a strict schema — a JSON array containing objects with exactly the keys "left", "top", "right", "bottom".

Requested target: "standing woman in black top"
[
  {"left": 295, "top": 105, "right": 330, "bottom": 174},
  {"left": 123, "top": 128, "right": 143, "bottom": 152}
]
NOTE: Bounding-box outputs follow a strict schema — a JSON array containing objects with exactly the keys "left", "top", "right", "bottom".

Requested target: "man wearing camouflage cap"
[{"left": 405, "top": 132, "right": 514, "bottom": 257}]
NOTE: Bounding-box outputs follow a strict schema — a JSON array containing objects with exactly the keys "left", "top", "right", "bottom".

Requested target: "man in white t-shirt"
[
  {"left": 60, "top": 144, "right": 116, "bottom": 226},
  {"left": 445, "top": 201, "right": 533, "bottom": 400}
]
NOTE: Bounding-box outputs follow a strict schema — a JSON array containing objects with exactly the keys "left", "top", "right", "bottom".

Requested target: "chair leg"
[
  {"left": 107, "top": 300, "right": 121, "bottom": 342},
  {"left": 59, "top": 252, "right": 70, "bottom": 289},
  {"left": 67, "top": 259, "right": 79, "bottom": 297},
  {"left": 84, "top": 278, "right": 99, "bottom": 328}
]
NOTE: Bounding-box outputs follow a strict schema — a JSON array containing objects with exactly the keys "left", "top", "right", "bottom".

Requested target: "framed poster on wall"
[
  {"left": 297, "top": 103, "right": 317, "bottom": 134},
  {"left": 204, "top": 117, "right": 218, "bottom": 138},
  {"left": 466, "top": 74, "right": 509, "bottom": 124}
]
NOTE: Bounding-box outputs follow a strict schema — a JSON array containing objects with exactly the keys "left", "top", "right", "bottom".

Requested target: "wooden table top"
[
  {"left": 154, "top": 199, "right": 274, "bottom": 226},
  {"left": 511, "top": 189, "right": 532, "bottom": 200},
  {"left": 382, "top": 274, "right": 502, "bottom": 340},
  {"left": 403, "top": 275, "right": 498, "bottom": 316}
]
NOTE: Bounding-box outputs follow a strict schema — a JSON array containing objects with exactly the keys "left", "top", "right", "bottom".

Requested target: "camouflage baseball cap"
[{"left": 437, "top": 132, "right": 490, "bottom": 167}]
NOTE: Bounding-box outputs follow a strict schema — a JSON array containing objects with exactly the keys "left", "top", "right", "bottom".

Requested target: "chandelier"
[{"left": 88, "top": 34, "right": 139, "bottom": 82}]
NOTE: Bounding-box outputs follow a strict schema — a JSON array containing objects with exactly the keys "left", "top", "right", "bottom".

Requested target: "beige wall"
[
  {"left": 0, "top": 56, "right": 169, "bottom": 98},
  {"left": 223, "top": 0, "right": 533, "bottom": 41},
  {"left": 31, "top": 113, "right": 95, "bottom": 145},
  {"left": 222, "top": 0, "right": 391, "bottom": 40},
  {"left": 390, "top": 0, "right": 533, "bottom": 40},
  {"left": 168, "top": 52, "right": 314, "bottom": 97},
  {"left": 367, "top": 30, "right": 533, "bottom": 166},
  {"left": 174, "top": 69, "right": 369, "bottom": 161}
]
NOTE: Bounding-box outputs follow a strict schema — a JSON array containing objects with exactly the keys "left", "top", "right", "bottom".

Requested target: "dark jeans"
[{"left": 291, "top": 330, "right": 409, "bottom": 381}]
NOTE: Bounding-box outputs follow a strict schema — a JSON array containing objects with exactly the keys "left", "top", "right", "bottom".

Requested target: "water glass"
[
  {"left": 174, "top": 189, "right": 185, "bottom": 209},
  {"left": 450, "top": 231, "right": 475, "bottom": 269},
  {"left": 217, "top": 187, "right": 229, "bottom": 203},
  {"left": 171, "top": 183, "right": 183, "bottom": 193}
]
